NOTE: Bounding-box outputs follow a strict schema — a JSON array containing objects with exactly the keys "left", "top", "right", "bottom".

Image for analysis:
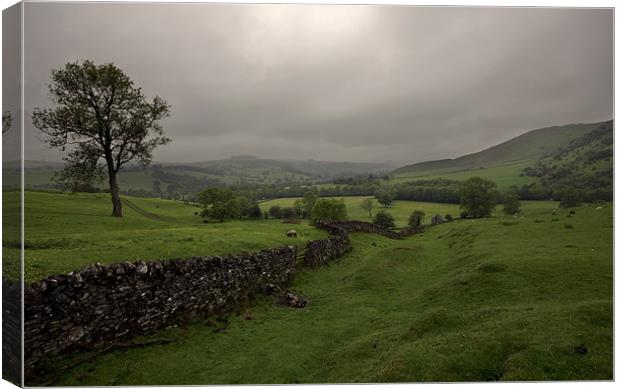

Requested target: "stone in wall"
[{"left": 24, "top": 246, "right": 296, "bottom": 375}]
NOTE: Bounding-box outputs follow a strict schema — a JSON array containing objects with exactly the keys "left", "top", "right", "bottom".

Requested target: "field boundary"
[{"left": 22, "top": 218, "right": 438, "bottom": 382}]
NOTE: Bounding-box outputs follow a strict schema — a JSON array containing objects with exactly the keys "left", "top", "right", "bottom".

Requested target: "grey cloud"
[{"left": 20, "top": 3, "right": 612, "bottom": 165}]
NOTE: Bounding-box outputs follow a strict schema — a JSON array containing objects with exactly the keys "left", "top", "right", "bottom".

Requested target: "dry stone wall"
[
  {"left": 24, "top": 246, "right": 296, "bottom": 373},
  {"left": 23, "top": 218, "right": 435, "bottom": 376},
  {"left": 302, "top": 221, "right": 428, "bottom": 267},
  {"left": 2, "top": 278, "right": 22, "bottom": 385}
]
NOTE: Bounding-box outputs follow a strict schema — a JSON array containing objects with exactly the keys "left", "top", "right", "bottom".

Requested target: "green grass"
[
  {"left": 262, "top": 196, "right": 461, "bottom": 226},
  {"left": 39, "top": 200, "right": 612, "bottom": 384},
  {"left": 390, "top": 160, "right": 539, "bottom": 188},
  {"left": 261, "top": 196, "right": 553, "bottom": 227},
  {"left": 3, "top": 191, "right": 327, "bottom": 282}
]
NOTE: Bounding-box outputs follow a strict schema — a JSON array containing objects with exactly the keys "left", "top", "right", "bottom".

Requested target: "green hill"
[
  {"left": 393, "top": 121, "right": 606, "bottom": 176},
  {"left": 5, "top": 157, "right": 393, "bottom": 196},
  {"left": 521, "top": 120, "right": 613, "bottom": 200}
]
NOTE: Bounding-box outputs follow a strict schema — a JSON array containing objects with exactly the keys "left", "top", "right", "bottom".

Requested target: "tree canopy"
[
  {"left": 459, "top": 177, "right": 497, "bottom": 218},
  {"left": 32, "top": 60, "right": 170, "bottom": 217},
  {"left": 502, "top": 187, "right": 522, "bottom": 215},
  {"left": 360, "top": 198, "right": 375, "bottom": 218},
  {"left": 373, "top": 210, "right": 395, "bottom": 229},
  {"left": 374, "top": 187, "right": 396, "bottom": 208},
  {"left": 310, "top": 198, "right": 347, "bottom": 224}
]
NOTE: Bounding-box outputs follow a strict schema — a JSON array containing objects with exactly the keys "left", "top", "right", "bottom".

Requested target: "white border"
[{"left": 0, "top": 1, "right": 616, "bottom": 389}]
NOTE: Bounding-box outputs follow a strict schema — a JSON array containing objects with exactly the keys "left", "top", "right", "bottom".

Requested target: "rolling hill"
[
  {"left": 390, "top": 120, "right": 613, "bottom": 190},
  {"left": 521, "top": 120, "right": 613, "bottom": 200},
  {"left": 4, "top": 157, "right": 393, "bottom": 195},
  {"left": 393, "top": 121, "right": 606, "bottom": 176}
]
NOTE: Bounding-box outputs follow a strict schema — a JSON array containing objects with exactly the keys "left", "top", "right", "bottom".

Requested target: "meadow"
[
  {"left": 261, "top": 195, "right": 553, "bottom": 226},
  {"left": 32, "top": 195, "right": 612, "bottom": 384},
  {"left": 3, "top": 191, "right": 327, "bottom": 282},
  {"left": 388, "top": 160, "right": 538, "bottom": 188}
]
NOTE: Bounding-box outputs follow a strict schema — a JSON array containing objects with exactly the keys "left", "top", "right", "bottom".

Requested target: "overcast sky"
[{"left": 18, "top": 3, "right": 613, "bottom": 165}]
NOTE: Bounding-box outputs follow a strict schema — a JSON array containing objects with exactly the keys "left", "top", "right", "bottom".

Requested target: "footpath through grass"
[{"left": 39, "top": 200, "right": 612, "bottom": 384}]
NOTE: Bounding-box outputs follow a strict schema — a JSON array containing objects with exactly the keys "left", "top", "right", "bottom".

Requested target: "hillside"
[
  {"left": 4, "top": 157, "right": 393, "bottom": 197},
  {"left": 393, "top": 121, "right": 606, "bottom": 176},
  {"left": 521, "top": 120, "right": 613, "bottom": 200}
]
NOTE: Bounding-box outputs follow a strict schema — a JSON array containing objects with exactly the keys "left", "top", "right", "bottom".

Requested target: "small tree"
[
  {"left": 502, "top": 188, "right": 521, "bottom": 215},
  {"left": 269, "top": 205, "right": 283, "bottom": 219},
  {"left": 558, "top": 188, "right": 581, "bottom": 208},
  {"left": 360, "top": 198, "right": 375, "bottom": 218},
  {"left": 310, "top": 198, "right": 347, "bottom": 224},
  {"left": 293, "top": 199, "right": 305, "bottom": 218},
  {"left": 408, "top": 210, "right": 425, "bottom": 227},
  {"left": 374, "top": 187, "right": 396, "bottom": 208},
  {"left": 247, "top": 203, "right": 263, "bottom": 219},
  {"left": 32, "top": 60, "right": 170, "bottom": 217},
  {"left": 459, "top": 177, "right": 497, "bottom": 218},
  {"left": 198, "top": 187, "right": 241, "bottom": 222},
  {"left": 282, "top": 207, "right": 298, "bottom": 219},
  {"left": 152, "top": 180, "right": 162, "bottom": 195},
  {"left": 373, "top": 210, "right": 395, "bottom": 229},
  {"left": 301, "top": 191, "right": 319, "bottom": 218}
]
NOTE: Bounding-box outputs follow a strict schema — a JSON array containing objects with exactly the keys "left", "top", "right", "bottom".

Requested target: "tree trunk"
[{"left": 108, "top": 169, "right": 123, "bottom": 217}]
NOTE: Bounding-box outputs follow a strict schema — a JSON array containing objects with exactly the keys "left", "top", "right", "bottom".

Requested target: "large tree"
[{"left": 32, "top": 60, "right": 170, "bottom": 217}]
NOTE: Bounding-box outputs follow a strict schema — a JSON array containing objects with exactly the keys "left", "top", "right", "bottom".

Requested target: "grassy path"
[{"left": 121, "top": 198, "right": 170, "bottom": 222}]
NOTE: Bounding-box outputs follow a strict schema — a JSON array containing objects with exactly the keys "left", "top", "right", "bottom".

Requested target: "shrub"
[
  {"left": 310, "top": 198, "right": 347, "bottom": 224},
  {"left": 269, "top": 205, "right": 283, "bottom": 219},
  {"left": 408, "top": 210, "right": 425, "bottom": 227},
  {"left": 373, "top": 210, "right": 395, "bottom": 229},
  {"left": 558, "top": 188, "right": 582, "bottom": 208},
  {"left": 246, "top": 203, "right": 263, "bottom": 219},
  {"left": 374, "top": 187, "right": 396, "bottom": 208},
  {"left": 445, "top": 214, "right": 453, "bottom": 222},
  {"left": 502, "top": 188, "right": 521, "bottom": 215},
  {"left": 282, "top": 207, "right": 298, "bottom": 219},
  {"left": 460, "top": 211, "right": 469, "bottom": 219},
  {"left": 360, "top": 198, "right": 375, "bottom": 218},
  {"left": 431, "top": 214, "right": 444, "bottom": 225}
]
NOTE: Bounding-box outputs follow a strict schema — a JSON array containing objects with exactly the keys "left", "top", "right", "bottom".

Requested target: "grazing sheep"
[{"left": 287, "top": 229, "right": 297, "bottom": 238}]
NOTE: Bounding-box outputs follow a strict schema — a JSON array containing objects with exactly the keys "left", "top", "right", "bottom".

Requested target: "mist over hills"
[{"left": 6, "top": 120, "right": 612, "bottom": 201}]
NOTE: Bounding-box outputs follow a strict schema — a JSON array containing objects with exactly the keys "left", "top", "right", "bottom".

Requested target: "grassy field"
[
  {"left": 261, "top": 196, "right": 553, "bottom": 227},
  {"left": 389, "top": 160, "right": 539, "bottom": 188},
  {"left": 3, "top": 191, "right": 327, "bottom": 282},
  {"left": 262, "top": 196, "right": 461, "bottom": 226},
  {"left": 38, "top": 199, "right": 612, "bottom": 384}
]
